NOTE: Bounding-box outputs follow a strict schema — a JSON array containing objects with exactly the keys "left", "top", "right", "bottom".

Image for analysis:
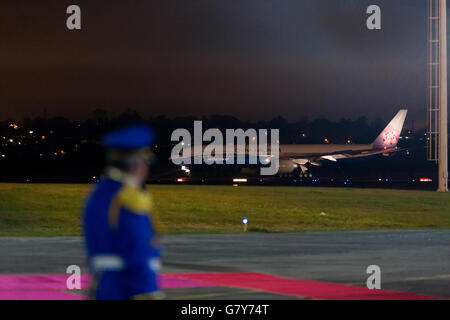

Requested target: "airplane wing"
[
  {"left": 285, "top": 146, "right": 403, "bottom": 163},
  {"left": 285, "top": 146, "right": 404, "bottom": 161}
]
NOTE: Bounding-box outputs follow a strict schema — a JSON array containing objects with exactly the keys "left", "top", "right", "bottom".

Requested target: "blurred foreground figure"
[{"left": 83, "top": 125, "right": 163, "bottom": 300}]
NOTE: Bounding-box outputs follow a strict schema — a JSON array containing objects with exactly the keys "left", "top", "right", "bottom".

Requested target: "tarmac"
[{"left": 1, "top": 230, "right": 449, "bottom": 299}]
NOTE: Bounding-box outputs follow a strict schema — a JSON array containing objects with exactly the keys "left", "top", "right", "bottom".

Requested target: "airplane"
[
  {"left": 173, "top": 109, "right": 408, "bottom": 176},
  {"left": 276, "top": 109, "right": 408, "bottom": 174}
]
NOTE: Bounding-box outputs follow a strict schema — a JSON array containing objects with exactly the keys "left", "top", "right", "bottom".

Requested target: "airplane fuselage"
[
  {"left": 279, "top": 144, "right": 373, "bottom": 158},
  {"left": 172, "top": 109, "right": 408, "bottom": 175}
]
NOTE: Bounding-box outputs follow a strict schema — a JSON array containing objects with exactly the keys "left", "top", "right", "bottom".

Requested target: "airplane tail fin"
[{"left": 372, "top": 109, "right": 408, "bottom": 150}]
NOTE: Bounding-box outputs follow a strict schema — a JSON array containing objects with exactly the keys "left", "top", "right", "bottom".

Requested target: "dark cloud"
[{"left": 0, "top": 0, "right": 433, "bottom": 126}]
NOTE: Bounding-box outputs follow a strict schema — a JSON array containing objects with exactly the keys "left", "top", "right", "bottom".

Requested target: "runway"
[{"left": 1, "top": 230, "right": 449, "bottom": 299}]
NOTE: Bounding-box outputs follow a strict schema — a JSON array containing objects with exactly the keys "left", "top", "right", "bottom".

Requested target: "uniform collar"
[{"left": 105, "top": 167, "right": 141, "bottom": 188}]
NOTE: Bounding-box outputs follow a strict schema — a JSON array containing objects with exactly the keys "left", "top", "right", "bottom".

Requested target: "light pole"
[
  {"left": 428, "top": 0, "right": 449, "bottom": 192},
  {"left": 438, "top": 0, "right": 448, "bottom": 192}
]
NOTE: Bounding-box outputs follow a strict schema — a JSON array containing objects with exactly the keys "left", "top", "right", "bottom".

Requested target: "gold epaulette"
[
  {"left": 109, "top": 185, "right": 165, "bottom": 232},
  {"left": 117, "top": 185, "right": 153, "bottom": 214}
]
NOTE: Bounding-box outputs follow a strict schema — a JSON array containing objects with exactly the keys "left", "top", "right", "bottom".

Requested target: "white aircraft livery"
[{"left": 173, "top": 110, "right": 408, "bottom": 175}]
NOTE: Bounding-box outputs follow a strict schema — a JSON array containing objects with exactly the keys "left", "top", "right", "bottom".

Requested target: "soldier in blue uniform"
[{"left": 83, "top": 125, "right": 163, "bottom": 300}]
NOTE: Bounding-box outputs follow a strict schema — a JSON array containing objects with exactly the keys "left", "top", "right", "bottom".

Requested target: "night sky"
[{"left": 0, "top": 0, "right": 435, "bottom": 125}]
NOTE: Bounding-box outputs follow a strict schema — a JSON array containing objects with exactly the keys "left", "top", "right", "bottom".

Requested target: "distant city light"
[
  {"left": 233, "top": 178, "right": 247, "bottom": 183},
  {"left": 177, "top": 178, "right": 184, "bottom": 182},
  {"left": 420, "top": 178, "right": 432, "bottom": 183},
  {"left": 324, "top": 138, "right": 329, "bottom": 144}
]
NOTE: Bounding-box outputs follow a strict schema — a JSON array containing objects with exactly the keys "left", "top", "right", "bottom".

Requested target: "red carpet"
[
  {"left": 172, "top": 272, "right": 445, "bottom": 300},
  {"left": 0, "top": 274, "right": 215, "bottom": 300},
  {"left": 0, "top": 272, "right": 445, "bottom": 300}
]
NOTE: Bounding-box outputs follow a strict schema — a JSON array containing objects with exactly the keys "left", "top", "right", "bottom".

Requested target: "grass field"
[{"left": 0, "top": 183, "right": 449, "bottom": 236}]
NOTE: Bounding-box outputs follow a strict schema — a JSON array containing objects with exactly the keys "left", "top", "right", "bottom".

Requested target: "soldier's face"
[
  {"left": 137, "top": 158, "right": 149, "bottom": 181},
  {"left": 129, "top": 158, "right": 149, "bottom": 185}
]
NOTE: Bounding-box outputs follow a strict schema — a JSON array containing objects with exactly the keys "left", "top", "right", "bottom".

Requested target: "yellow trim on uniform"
[
  {"left": 117, "top": 185, "right": 153, "bottom": 214},
  {"left": 108, "top": 196, "right": 121, "bottom": 229},
  {"left": 106, "top": 167, "right": 141, "bottom": 187},
  {"left": 105, "top": 167, "right": 165, "bottom": 234}
]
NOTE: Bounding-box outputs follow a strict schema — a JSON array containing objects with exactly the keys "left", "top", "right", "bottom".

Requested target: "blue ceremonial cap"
[{"left": 103, "top": 125, "right": 154, "bottom": 149}]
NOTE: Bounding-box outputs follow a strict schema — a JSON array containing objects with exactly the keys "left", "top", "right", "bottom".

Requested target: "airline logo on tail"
[{"left": 372, "top": 109, "right": 408, "bottom": 150}]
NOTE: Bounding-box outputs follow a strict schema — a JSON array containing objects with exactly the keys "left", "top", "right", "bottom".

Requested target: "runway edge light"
[{"left": 242, "top": 218, "right": 248, "bottom": 232}]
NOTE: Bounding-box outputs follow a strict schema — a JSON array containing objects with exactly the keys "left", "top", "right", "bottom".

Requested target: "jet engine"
[{"left": 278, "top": 160, "right": 298, "bottom": 174}]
